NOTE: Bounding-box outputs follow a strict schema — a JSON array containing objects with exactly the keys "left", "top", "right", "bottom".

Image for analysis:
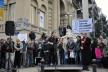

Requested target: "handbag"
[{"left": 70, "top": 50, "right": 75, "bottom": 58}]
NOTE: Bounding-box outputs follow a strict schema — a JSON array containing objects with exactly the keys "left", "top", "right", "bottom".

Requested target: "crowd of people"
[{"left": 0, "top": 25, "right": 107, "bottom": 71}]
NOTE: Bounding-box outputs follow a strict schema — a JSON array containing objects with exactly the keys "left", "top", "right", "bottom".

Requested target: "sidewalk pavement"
[
  {"left": 0, "top": 67, "right": 108, "bottom": 72},
  {"left": 18, "top": 67, "right": 108, "bottom": 72}
]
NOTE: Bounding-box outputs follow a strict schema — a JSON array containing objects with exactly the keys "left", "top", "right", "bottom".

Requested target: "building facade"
[
  {"left": 0, "top": 0, "right": 77, "bottom": 40},
  {"left": 74, "top": 0, "right": 99, "bottom": 19}
]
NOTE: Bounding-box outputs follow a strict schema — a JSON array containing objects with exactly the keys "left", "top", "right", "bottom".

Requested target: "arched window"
[
  {"left": 8, "top": 2, "right": 16, "bottom": 21},
  {"left": 48, "top": 0, "right": 53, "bottom": 31},
  {"left": 60, "top": 0, "right": 66, "bottom": 25},
  {"left": 39, "top": 5, "right": 46, "bottom": 28},
  {"left": 30, "top": 0, "right": 38, "bottom": 25}
]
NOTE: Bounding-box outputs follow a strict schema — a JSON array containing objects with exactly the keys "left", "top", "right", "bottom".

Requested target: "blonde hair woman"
[{"left": 14, "top": 39, "right": 23, "bottom": 68}]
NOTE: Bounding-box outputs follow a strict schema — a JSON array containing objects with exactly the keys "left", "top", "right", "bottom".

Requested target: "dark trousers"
[
  {"left": 81, "top": 50, "right": 92, "bottom": 69},
  {"left": 67, "top": 51, "right": 75, "bottom": 64},
  {"left": 33, "top": 51, "right": 37, "bottom": 65},
  {"left": 0, "top": 52, "right": 6, "bottom": 68},
  {"left": 60, "top": 54, "right": 65, "bottom": 64},
  {"left": 75, "top": 51, "right": 82, "bottom": 64},
  {"left": 49, "top": 53, "right": 58, "bottom": 65},
  {"left": 44, "top": 52, "right": 50, "bottom": 65},
  {"left": 48, "top": 44, "right": 58, "bottom": 65},
  {"left": 49, "top": 51, "right": 58, "bottom": 65},
  {"left": 33, "top": 55, "right": 36, "bottom": 65},
  {"left": 14, "top": 51, "right": 21, "bottom": 68}
]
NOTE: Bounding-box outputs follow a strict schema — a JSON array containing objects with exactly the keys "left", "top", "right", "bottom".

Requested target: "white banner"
[
  {"left": 72, "top": 19, "right": 79, "bottom": 33},
  {"left": 72, "top": 18, "right": 93, "bottom": 33},
  {"left": 16, "top": 18, "right": 31, "bottom": 30},
  {"left": 18, "top": 34, "right": 28, "bottom": 42},
  {"left": 39, "top": 11, "right": 45, "bottom": 28}
]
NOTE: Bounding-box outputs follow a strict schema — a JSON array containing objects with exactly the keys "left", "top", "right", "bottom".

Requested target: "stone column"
[
  {"left": 53, "top": 0, "right": 60, "bottom": 31},
  {"left": 82, "top": 0, "right": 89, "bottom": 19}
]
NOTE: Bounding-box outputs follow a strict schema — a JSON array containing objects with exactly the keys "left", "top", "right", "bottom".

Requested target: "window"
[
  {"left": 40, "top": 5, "right": 46, "bottom": 28},
  {"left": 9, "top": 3, "right": 16, "bottom": 21},
  {"left": 30, "top": 5, "right": 36, "bottom": 25},
  {"left": 30, "top": 0, "right": 38, "bottom": 25},
  {"left": 48, "top": 1, "right": 53, "bottom": 30},
  {"left": 39, "top": 11, "right": 45, "bottom": 28}
]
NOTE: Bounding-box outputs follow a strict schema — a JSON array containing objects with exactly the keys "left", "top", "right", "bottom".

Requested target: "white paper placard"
[
  {"left": 18, "top": 33, "right": 27, "bottom": 42},
  {"left": 72, "top": 18, "right": 93, "bottom": 33}
]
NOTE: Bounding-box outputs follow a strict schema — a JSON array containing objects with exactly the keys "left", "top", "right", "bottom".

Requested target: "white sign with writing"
[
  {"left": 15, "top": 18, "right": 31, "bottom": 30},
  {"left": 72, "top": 19, "right": 79, "bottom": 33},
  {"left": 18, "top": 34, "right": 27, "bottom": 42},
  {"left": 72, "top": 18, "right": 93, "bottom": 33}
]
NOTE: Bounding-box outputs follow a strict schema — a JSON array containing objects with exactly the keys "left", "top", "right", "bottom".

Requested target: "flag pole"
[{"left": 6, "top": 0, "right": 9, "bottom": 21}]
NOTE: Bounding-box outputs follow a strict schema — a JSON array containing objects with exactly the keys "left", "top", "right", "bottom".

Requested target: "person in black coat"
[
  {"left": 14, "top": 39, "right": 22, "bottom": 68},
  {"left": 58, "top": 38, "right": 65, "bottom": 64},
  {"left": 47, "top": 31, "right": 58, "bottom": 65},
  {"left": 36, "top": 33, "right": 47, "bottom": 65},
  {"left": 40, "top": 33, "right": 49, "bottom": 65},
  {"left": 91, "top": 38, "right": 98, "bottom": 59},
  {"left": 0, "top": 39, "right": 6, "bottom": 69},
  {"left": 66, "top": 37, "right": 76, "bottom": 64},
  {"left": 81, "top": 33, "right": 92, "bottom": 71}
]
